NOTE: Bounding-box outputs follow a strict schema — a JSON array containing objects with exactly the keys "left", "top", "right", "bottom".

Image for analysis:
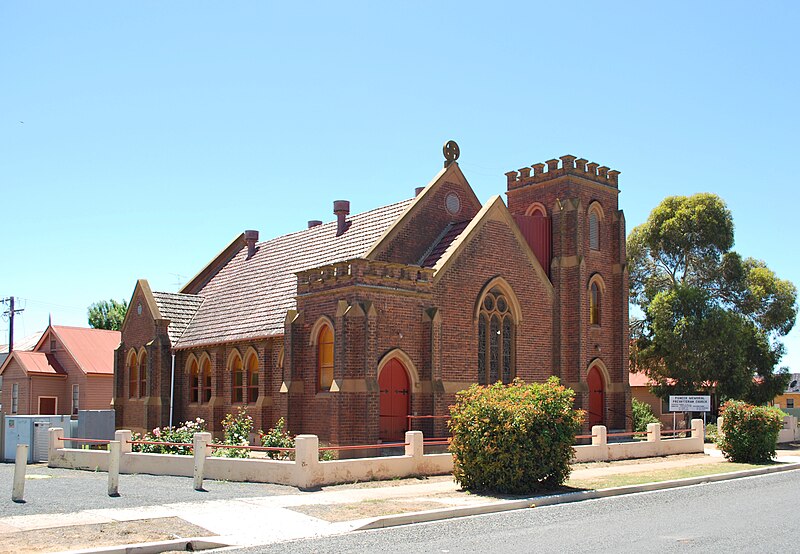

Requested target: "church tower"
[{"left": 505, "top": 156, "right": 630, "bottom": 430}]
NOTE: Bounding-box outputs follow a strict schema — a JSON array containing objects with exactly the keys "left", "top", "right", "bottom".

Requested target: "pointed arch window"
[
  {"left": 589, "top": 212, "right": 599, "bottom": 250},
  {"left": 201, "top": 357, "right": 212, "bottom": 403},
  {"left": 246, "top": 353, "right": 259, "bottom": 403},
  {"left": 139, "top": 351, "right": 147, "bottom": 398},
  {"left": 231, "top": 353, "right": 244, "bottom": 403},
  {"left": 318, "top": 324, "right": 334, "bottom": 392},
  {"left": 478, "top": 288, "right": 515, "bottom": 385},
  {"left": 590, "top": 280, "right": 602, "bottom": 326},
  {"left": 190, "top": 359, "right": 200, "bottom": 403},
  {"left": 128, "top": 351, "right": 138, "bottom": 399}
]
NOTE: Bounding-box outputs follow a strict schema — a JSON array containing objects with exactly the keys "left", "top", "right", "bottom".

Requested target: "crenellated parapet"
[
  {"left": 506, "top": 154, "right": 621, "bottom": 190},
  {"left": 297, "top": 258, "right": 434, "bottom": 295}
]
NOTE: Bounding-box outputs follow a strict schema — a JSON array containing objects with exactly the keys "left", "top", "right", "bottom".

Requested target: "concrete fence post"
[
  {"left": 647, "top": 422, "right": 661, "bottom": 442},
  {"left": 405, "top": 431, "right": 424, "bottom": 462},
  {"left": 193, "top": 432, "right": 212, "bottom": 491},
  {"left": 49, "top": 427, "right": 65, "bottom": 465},
  {"left": 12, "top": 444, "right": 28, "bottom": 503},
  {"left": 115, "top": 430, "right": 133, "bottom": 454},
  {"left": 690, "top": 419, "right": 704, "bottom": 441},
  {"left": 108, "top": 441, "right": 121, "bottom": 496},
  {"left": 294, "top": 435, "right": 320, "bottom": 490},
  {"left": 591, "top": 425, "right": 607, "bottom": 446}
]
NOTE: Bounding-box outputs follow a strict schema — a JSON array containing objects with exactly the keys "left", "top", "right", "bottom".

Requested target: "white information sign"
[{"left": 669, "top": 395, "right": 711, "bottom": 412}]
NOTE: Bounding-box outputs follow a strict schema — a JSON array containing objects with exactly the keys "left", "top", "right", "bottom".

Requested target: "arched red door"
[
  {"left": 587, "top": 366, "right": 605, "bottom": 426},
  {"left": 379, "top": 359, "right": 410, "bottom": 442}
]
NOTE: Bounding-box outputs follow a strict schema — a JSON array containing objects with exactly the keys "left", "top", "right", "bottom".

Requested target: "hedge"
[{"left": 717, "top": 400, "right": 784, "bottom": 463}]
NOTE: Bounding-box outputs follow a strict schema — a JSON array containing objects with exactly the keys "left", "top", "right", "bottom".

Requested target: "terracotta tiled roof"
[
  {"left": 10, "top": 351, "right": 67, "bottom": 375},
  {"left": 175, "top": 199, "right": 414, "bottom": 348},
  {"left": 52, "top": 326, "right": 120, "bottom": 375},
  {"left": 419, "top": 220, "right": 470, "bottom": 268},
  {"left": 629, "top": 371, "right": 654, "bottom": 387},
  {"left": 151, "top": 291, "right": 204, "bottom": 346}
]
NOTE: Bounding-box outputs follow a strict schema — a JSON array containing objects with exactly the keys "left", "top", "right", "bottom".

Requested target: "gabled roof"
[
  {"left": 174, "top": 198, "right": 414, "bottom": 348},
  {"left": 0, "top": 351, "right": 67, "bottom": 376},
  {"left": 151, "top": 291, "right": 204, "bottom": 346},
  {"left": 40, "top": 325, "right": 121, "bottom": 375},
  {"left": 430, "top": 195, "right": 554, "bottom": 299}
]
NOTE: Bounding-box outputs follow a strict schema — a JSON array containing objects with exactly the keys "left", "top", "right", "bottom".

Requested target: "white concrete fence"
[
  {"left": 573, "top": 419, "right": 705, "bottom": 463},
  {"left": 49, "top": 421, "right": 706, "bottom": 489},
  {"left": 49, "top": 428, "right": 453, "bottom": 489}
]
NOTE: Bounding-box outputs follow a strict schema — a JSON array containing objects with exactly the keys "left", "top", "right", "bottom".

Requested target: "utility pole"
[{"left": 2, "top": 297, "right": 24, "bottom": 352}]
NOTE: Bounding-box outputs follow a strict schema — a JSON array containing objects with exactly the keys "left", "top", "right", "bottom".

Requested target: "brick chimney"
[
  {"left": 333, "top": 200, "right": 351, "bottom": 237},
  {"left": 415, "top": 187, "right": 424, "bottom": 197},
  {"left": 308, "top": 220, "right": 322, "bottom": 229},
  {"left": 244, "top": 230, "right": 259, "bottom": 259}
]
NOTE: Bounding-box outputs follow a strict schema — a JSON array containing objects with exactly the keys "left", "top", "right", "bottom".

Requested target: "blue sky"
[{"left": 2, "top": 2, "right": 799, "bottom": 368}]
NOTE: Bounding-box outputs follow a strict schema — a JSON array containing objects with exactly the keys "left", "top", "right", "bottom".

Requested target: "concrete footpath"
[{"left": 2, "top": 445, "right": 800, "bottom": 553}]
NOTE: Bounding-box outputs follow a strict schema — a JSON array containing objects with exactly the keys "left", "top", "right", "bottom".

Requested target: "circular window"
[
  {"left": 445, "top": 192, "right": 461, "bottom": 215},
  {"left": 483, "top": 295, "right": 495, "bottom": 311},
  {"left": 496, "top": 296, "right": 508, "bottom": 313}
]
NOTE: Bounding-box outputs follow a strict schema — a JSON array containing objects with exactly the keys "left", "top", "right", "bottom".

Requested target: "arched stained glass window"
[
  {"left": 477, "top": 288, "right": 515, "bottom": 385},
  {"left": 231, "top": 354, "right": 244, "bottom": 403},
  {"left": 590, "top": 281, "right": 601, "bottom": 325},
  {"left": 139, "top": 352, "right": 147, "bottom": 398},
  {"left": 247, "top": 353, "right": 259, "bottom": 403},
  {"left": 318, "top": 325, "right": 334, "bottom": 392},
  {"left": 189, "top": 359, "right": 200, "bottom": 403},
  {"left": 201, "top": 358, "right": 212, "bottom": 403},
  {"left": 128, "top": 351, "right": 138, "bottom": 399}
]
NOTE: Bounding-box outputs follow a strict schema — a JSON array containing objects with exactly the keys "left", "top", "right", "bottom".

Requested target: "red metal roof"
[
  {"left": 51, "top": 326, "right": 121, "bottom": 375},
  {"left": 10, "top": 351, "right": 67, "bottom": 375},
  {"left": 420, "top": 221, "right": 470, "bottom": 268},
  {"left": 175, "top": 199, "right": 414, "bottom": 348},
  {"left": 629, "top": 371, "right": 654, "bottom": 387}
]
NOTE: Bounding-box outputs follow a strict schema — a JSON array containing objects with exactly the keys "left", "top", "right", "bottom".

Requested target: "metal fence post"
[
  {"left": 12, "top": 444, "right": 28, "bottom": 503},
  {"left": 108, "top": 441, "right": 121, "bottom": 496}
]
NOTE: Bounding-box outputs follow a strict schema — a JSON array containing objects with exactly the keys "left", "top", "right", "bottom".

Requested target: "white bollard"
[
  {"left": 108, "top": 441, "right": 121, "bottom": 496},
  {"left": 12, "top": 444, "right": 28, "bottom": 503},
  {"left": 193, "top": 432, "right": 211, "bottom": 491}
]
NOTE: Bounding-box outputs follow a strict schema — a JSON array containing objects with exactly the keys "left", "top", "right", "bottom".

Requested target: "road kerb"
[
  {"left": 354, "top": 462, "right": 800, "bottom": 531},
  {"left": 54, "top": 536, "right": 234, "bottom": 554}
]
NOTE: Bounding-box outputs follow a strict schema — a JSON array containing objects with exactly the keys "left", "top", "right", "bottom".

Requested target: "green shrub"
[
  {"left": 215, "top": 407, "right": 254, "bottom": 458},
  {"left": 632, "top": 398, "right": 660, "bottom": 433},
  {"left": 448, "top": 377, "right": 584, "bottom": 494},
  {"left": 259, "top": 417, "right": 295, "bottom": 460},
  {"left": 704, "top": 423, "right": 718, "bottom": 444},
  {"left": 717, "top": 400, "right": 784, "bottom": 463},
  {"left": 131, "top": 418, "right": 207, "bottom": 455}
]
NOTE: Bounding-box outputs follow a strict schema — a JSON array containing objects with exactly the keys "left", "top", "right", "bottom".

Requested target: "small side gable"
[
  {"left": 120, "top": 279, "right": 161, "bottom": 337},
  {"left": 433, "top": 195, "right": 554, "bottom": 299},
  {"left": 365, "top": 162, "right": 482, "bottom": 265}
]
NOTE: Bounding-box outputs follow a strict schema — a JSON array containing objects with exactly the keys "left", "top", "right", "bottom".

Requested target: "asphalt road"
[
  {"left": 235, "top": 469, "right": 800, "bottom": 553},
  {"left": 0, "top": 462, "right": 297, "bottom": 517}
]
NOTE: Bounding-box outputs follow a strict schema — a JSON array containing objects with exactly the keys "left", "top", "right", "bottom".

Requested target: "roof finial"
[{"left": 443, "top": 140, "right": 460, "bottom": 168}]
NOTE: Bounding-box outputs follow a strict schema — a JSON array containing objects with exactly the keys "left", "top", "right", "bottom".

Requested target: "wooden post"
[{"left": 12, "top": 444, "right": 28, "bottom": 502}]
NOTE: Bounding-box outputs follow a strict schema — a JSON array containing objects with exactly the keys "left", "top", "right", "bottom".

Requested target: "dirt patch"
[
  {"left": 320, "top": 474, "right": 456, "bottom": 491},
  {"left": 0, "top": 517, "right": 213, "bottom": 554},
  {"left": 289, "top": 499, "right": 450, "bottom": 522}
]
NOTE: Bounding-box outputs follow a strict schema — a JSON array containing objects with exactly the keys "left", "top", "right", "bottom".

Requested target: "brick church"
[{"left": 114, "top": 143, "right": 630, "bottom": 444}]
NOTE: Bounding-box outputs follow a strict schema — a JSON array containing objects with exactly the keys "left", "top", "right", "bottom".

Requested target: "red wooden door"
[
  {"left": 588, "top": 366, "right": 605, "bottom": 426},
  {"left": 379, "top": 359, "right": 410, "bottom": 442},
  {"left": 38, "top": 397, "right": 57, "bottom": 415}
]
